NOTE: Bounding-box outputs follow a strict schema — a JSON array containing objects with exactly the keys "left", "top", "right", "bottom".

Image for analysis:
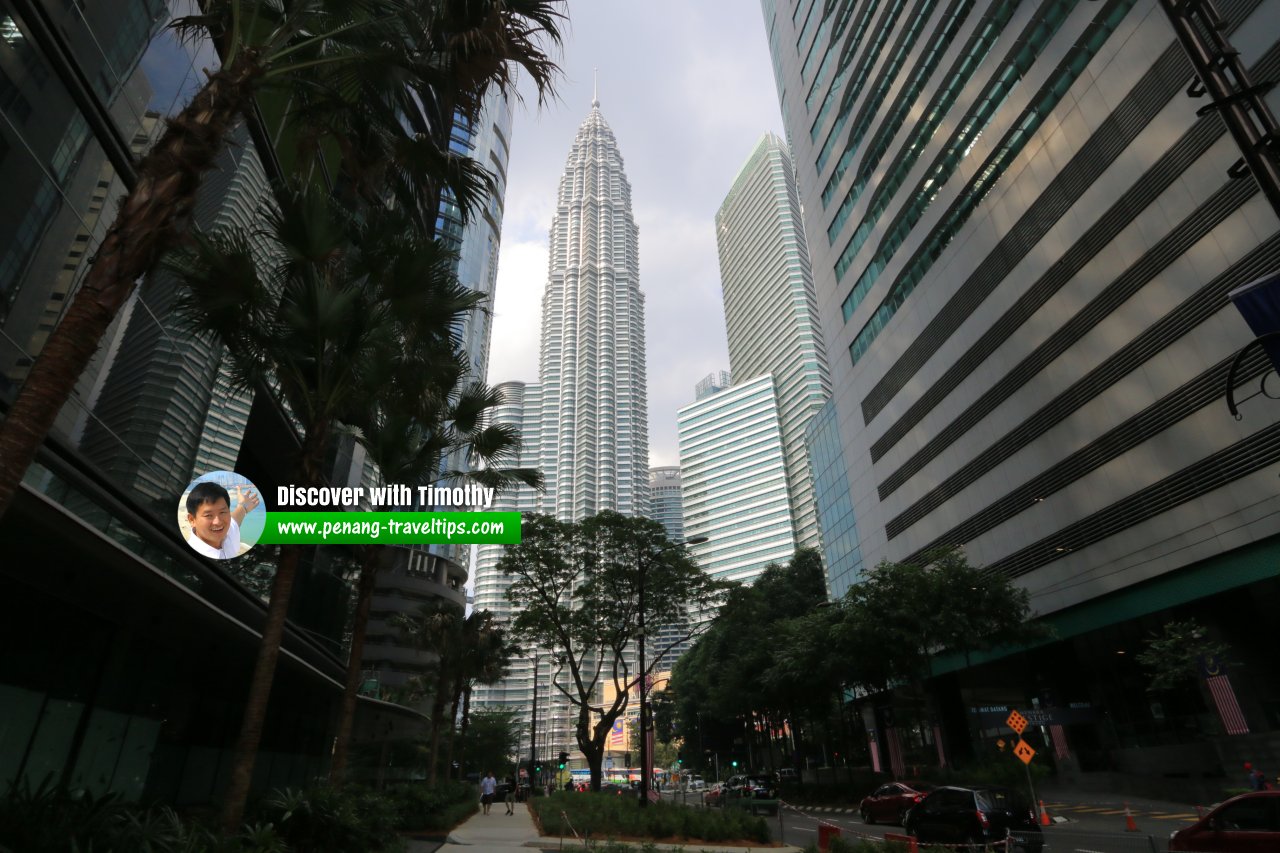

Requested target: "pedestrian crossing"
[{"left": 1044, "top": 803, "right": 1200, "bottom": 822}]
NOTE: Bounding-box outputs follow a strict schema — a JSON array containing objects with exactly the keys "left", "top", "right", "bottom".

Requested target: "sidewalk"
[
  {"left": 418, "top": 801, "right": 540, "bottom": 852},
  {"left": 410, "top": 800, "right": 806, "bottom": 852}
]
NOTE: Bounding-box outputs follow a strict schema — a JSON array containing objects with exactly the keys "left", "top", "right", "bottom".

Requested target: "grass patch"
[{"left": 530, "top": 791, "right": 771, "bottom": 844}]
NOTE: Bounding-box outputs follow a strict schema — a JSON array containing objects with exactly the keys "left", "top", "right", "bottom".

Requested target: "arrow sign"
[{"left": 1014, "top": 739, "right": 1036, "bottom": 764}]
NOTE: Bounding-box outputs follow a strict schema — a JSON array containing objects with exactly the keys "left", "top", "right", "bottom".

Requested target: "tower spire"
[{"left": 592, "top": 67, "right": 599, "bottom": 107}]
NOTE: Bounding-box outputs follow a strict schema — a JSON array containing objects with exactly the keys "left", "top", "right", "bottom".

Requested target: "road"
[{"left": 657, "top": 791, "right": 1198, "bottom": 852}]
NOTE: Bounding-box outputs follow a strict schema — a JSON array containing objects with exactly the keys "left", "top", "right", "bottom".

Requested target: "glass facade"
[{"left": 805, "top": 398, "right": 864, "bottom": 598}]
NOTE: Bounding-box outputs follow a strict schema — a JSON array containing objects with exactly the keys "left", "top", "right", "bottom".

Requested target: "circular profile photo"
[{"left": 177, "top": 471, "right": 265, "bottom": 559}]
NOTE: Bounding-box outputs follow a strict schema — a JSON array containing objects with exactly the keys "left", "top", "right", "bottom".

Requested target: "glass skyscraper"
[{"left": 715, "top": 133, "right": 831, "bottom": 552}]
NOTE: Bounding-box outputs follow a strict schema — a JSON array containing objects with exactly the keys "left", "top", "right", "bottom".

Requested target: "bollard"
[{"left": 818, "top": 821, "right": 842, "bottom": 852}]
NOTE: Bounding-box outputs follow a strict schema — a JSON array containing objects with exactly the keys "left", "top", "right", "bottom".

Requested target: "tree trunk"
[
  {"left": 222, "top": 423, "right": 328, "bottom": 832},
  {"left": 441, "top": 670, "right": 464, "bottom": 780},
  {"left": 220, "top": 541, "right": 302, "bottom": 831},
  {"left": 0, "top": 53, "right": 263, "bottom": 521},
  {"left": 454, "top": 684, "right": 472, "bottom": 776},
  {"left": 427, "top": 682, "right": 449, "bottom": 783},
  {"left": 579, "top": 710, "right": 606, "bottom": 792},
  {"left": 330, "top": 545, "right": 383, "bottom": 786}
]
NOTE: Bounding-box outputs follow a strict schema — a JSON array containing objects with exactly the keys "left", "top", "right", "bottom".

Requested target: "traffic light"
[
  {"left": 558, "top": 750, "right": 568, "bottom": 769},
  {"left": 677, "top": 752, "right": 683, "bottom": 765},
  {"left": 731, "top": 759, "right": 738, "bottom": 768},
  {"left": 535, "top": 764, "right": 542, "bottom": 773}
]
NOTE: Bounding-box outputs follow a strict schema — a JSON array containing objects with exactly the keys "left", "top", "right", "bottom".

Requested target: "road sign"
[
  {"left": 1013, "top": 739, "right": 1036, "bottom": 764},
  {"left": 1006, "top": 710, "right": 1028, "bottom": 734}
]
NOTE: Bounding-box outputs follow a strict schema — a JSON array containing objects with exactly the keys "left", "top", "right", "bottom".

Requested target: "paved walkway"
[{"left": 411, "top": 801, "right": 539, "bottom": 852}]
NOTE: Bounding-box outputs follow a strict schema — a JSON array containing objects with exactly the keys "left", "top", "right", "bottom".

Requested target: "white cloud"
[{"left": 487, "top": 1, "right": 786, "bottom": 467}]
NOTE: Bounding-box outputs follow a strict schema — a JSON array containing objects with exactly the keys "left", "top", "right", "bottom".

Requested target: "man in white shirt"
[
  {"left": 480, "top": 770, "right": 497, "bottom": 814},
  {"left": 185, "top": 481, "right": 259, "bottom": 559}
]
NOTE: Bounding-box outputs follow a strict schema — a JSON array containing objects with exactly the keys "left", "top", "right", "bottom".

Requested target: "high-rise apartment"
[
  {"left": 715, "top": 133, "right": 831, "bottom": 551},
  {"left": 678, "top": 374, "right": 797, "bottom": 585},
  {"left": 765, "top": 0, "right": 1280, "bottom": 791}
]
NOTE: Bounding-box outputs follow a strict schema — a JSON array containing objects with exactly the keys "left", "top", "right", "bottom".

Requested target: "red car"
[
  {"left": 1169, "top": 791, "right": 1279, "bottom": 852},
  {"left": 704, "top": 783, "right": 724, "bottom": 808},
  {"left": 860, "top": 781, "right": 937, "bottom": 825}
]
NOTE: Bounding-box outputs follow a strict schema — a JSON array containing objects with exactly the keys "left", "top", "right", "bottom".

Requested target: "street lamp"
[{"left": 638, "top": 535, "right": 707, "bottom": 808}]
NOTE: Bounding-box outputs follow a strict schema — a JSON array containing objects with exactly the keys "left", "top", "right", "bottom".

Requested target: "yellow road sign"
[
  {"left": 1014, "top": 739, "right": 1036, "bottom": 764},
  {"left": 1006, "top": 710, "right": 1028, "bottom": 734}
]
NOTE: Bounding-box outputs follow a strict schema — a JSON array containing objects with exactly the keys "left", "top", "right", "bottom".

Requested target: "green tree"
[
  {"left": 457, "top": 708, "right": 525, "bottom": 779},
  {"left": 1137, "top": 618, "right": 1231, "bottom": 691},
  {"left": 501, "top": 512, "right": 730, "bottom": 790},
  {"left": 0, "top": 0, "right": 565, "bottom": 521}
]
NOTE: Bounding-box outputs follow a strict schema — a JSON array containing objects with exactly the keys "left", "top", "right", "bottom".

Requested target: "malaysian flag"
[
  {"left": 868, "top": 732, "right": 882, "bottom": 773},
  {"left": 1207, "top": 674, "right": 1250, "bottom": 735},
  {"left": 886, "top": 727, "right": 906, "bottom": 778},
  {"left": 933, "top": 725, "right": 948, "bottom": 768},
  {"left": 1050, "top": 725, "right": 1070, "bottom": 759}
]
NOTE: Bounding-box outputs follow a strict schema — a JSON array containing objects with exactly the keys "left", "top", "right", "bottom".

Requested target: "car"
[
  {"left": 1169, "top": 791, "right": 1280, "bottom": 851},
  {"left": 690, "top": 775, "right": 706, "bottom": 791},
  {"left": 723, "top": 773, "right": 780, "bottom": 816},
  {"left": 904, "top": 785, "right": 1042, "bottom": 853},
  {"left": 860, "top": 781, "right": 937, "bottom": 825},
  {"left": 599, "top": 782, "right": 640, "bottom": 798},
  {"left": 778, "top": 768, "right": 800, "bottom": 783},
  {"left": 704, "top": 782, "right": 725, "bottom": 807}
]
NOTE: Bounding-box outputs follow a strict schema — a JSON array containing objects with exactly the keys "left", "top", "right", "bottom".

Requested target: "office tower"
[
  {"left": 537, "top": 95, "right": 650, "bottom": 521},
  {"left": 715, "top": 132, "right": 831, "bottom": 551},
  {"left": 648, "top": 466, "right": 685, "bottom": 543},
  {"left": 678, "top": 373, "right": 797, "bottom": 585},
  {"left": 764, "top": 0, "right": 1280, "bottom": 787},
  {"left": 473, "top": 95, "right": 652, "bottom": 759}
]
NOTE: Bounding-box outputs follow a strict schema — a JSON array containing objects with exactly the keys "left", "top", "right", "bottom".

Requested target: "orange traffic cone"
[
  {"left": 1124, "top": 803, "right": 1139, "bottom": 832},
  {"left": 1039, "top": 801, "right": 1051, "bottom": 826}
]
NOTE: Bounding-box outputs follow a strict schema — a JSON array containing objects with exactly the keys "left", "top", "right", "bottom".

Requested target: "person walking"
[
  {"left": 480, "top": 770, "right": 497, "bottom": 814},
  {"left": 504, "top": 775, "right": 516, "bottom": 814}
]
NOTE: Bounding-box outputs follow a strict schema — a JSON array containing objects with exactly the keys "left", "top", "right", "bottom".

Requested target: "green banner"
[{"left": 257, "top": 512, "right": 521, "bottom": 544}]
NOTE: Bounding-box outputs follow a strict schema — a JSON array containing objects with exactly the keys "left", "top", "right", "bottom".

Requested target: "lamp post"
[{"left": 638, "top": 535, "right": 706, "bottom": 808}]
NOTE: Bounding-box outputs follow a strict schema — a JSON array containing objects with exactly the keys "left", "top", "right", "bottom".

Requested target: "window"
[{"left": 1217, "top": 798, "right": 1276, "bottom": 832}]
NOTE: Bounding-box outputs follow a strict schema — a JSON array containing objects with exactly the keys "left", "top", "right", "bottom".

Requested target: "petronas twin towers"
[
  {"left": 537, "top": 95, "right": 650, "bottom": 519},
  {"left": 472, "top": 98, "right": 649, "bottom": 745}
]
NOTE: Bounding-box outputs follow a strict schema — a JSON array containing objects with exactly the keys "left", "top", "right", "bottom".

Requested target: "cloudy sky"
[{"left": 485, "top": 2, "right": 786, "bottom": 467}]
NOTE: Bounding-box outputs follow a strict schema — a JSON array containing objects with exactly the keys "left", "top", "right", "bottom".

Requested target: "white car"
[{"left": 690, "top": 776, "right": 705, "bottom": 791}]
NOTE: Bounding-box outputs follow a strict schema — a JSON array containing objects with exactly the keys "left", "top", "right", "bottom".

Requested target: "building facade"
[
  {"left": 678, "top": 373, "right": 797, "bottom": 585},
  {"left": 473, "top": 96, "right": 652, "bottom": 763},
  {"left": 648, "top": 466, "right": 685, "bottom": 543},
  {"left": 763, "top": 0, "right": 1280, "bottom": 794},
  {"left": 715, "top": 132, "right": 832, "bottom": 552},
  {"left": 0, "top": 0, "right": 435, "bottom": 804}
]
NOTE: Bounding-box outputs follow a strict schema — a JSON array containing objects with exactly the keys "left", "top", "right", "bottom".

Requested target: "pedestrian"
[
  {"left": 565, "top": 778, "right": 574, "bottom": 792},
  {"left": 505, "top": 775, "right": 516, "bottom": 814},
  {"left": 480, "top": 770, "right": 497, "bottom": 814}
]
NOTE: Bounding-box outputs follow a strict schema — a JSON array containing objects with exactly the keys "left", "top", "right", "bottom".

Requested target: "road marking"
[
  {"left": 1072, "top": 807, "right": 1115, "bottom": 813},
  {"left": 1095, "top": 809, "right": 1127, "bottom": 815},
  {"left": 1151, "top": 813, "right": 1198, "bottom": 820}
]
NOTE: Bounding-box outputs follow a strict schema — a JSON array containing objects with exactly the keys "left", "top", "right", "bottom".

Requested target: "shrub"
[
  {"left": 255, "top": 786, "right": 403, "bottom": 853},
  {"left": 530, "top": 791, "right": 770, "bottom": 844},
  {"left": 384, "top": 781, "right": 476, "bottom": 831}
]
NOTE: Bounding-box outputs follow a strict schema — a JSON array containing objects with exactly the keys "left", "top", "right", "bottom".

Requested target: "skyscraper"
[
  {"left": 764, "top": 0, "right": 1280, "bottom": 782},
  {"left": 537, "top": 94, "right": 650, "bottom": 521},
  {"left": 715, "top": 133, "right": 831, "bottom": 551},
  {"left": 678, "top": 373, "right": 796, "bottom": 585},
  {"left": 473, "top": 95, "right": 651, "bottom": 759},
  {"left": 648, "top": 466, "right": 684, "bottom": 543}
]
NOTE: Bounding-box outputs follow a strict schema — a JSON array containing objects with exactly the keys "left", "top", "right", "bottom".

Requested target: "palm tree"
[
  {"left": 330, "top": 375, "right": 541, "bottom": 783},
  {"left": 444, "top": 610, "right": 518, "bottom": 780},
  {"left": 165, "top": 185, "right": 478, "bottom": 829},
  {"left": 393, "top": 600, "right": 466, "bottom": 782},
  {"left": 0, "top": 0, "right": 564, "bottom": 519}
]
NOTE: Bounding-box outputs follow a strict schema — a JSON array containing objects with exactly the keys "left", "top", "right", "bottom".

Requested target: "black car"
[
  {"left": 904, "top": 786, "right": 1042, "bottom": 852},
  {"left": 723, "top": 773, "right": 780, "bottom": 815}
]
